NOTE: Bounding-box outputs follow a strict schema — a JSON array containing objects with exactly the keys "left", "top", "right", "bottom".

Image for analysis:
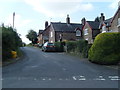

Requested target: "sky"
[{"left": 0, "top": 0, "right": 120, "bottom": 44}]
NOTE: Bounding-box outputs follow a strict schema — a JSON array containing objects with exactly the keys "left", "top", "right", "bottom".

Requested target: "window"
[
  {"left": 118, "top": 18, "right": 120, "bottom": 25},
  {"left": 50, "top": 32, "right": 53, "bottom": 37},
  {"left": 76, "top": 30, "right": 81, "bottom": 36},
  {"left": 84, "top": 28, "right": 88, "bottom": 35}
]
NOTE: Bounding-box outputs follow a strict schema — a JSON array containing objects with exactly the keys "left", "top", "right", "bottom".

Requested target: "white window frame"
[
  {"left": 50, "top": 32, "right": 53, "bottom": 37},
  {"left": 84, "top": 28, "right": 88, "bottom": 35},
  {"left": 118, "top": 18, "right": 120, "bottom": 26},
  {"left": 76, "top": 30, "right": 81, "bottom": 36}
]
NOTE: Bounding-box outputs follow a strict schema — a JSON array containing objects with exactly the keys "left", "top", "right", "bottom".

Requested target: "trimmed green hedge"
[
  {"left": 66, "top": 39, "right": 91, "bottom": 58},
  {"left": 2, "top": 26, "right": 22, "bottom": 61},
  {"left": 88, "top": 32, "right": 120, "bottom": 65},
  {"left": 54, "top": 42, "right": 64, "bottom": 52}
]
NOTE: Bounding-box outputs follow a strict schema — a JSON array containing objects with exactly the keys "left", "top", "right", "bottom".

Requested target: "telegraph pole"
[{"left": 13, "top": 12, "right": 15, "bottom": 28}]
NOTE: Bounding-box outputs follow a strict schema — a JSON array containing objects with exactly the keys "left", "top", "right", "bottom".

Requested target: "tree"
[
  {"left": 95, "top": 17, "right": 100, "bottom": 22},
  {"left": 26, "top": 29, "right": 38, "bottom": 44}
]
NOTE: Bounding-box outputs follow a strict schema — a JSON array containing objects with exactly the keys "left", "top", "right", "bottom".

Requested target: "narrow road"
[{"left": 2, "top": 47, "right": 119, "bottom": 88}]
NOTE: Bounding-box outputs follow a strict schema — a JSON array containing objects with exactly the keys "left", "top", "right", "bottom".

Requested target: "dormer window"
[
  {"left": 76, "top": 30, "right": 81, "bottom": 36},
  {"left": 84, "top": 28, "right": 88, "bottom": 35}
]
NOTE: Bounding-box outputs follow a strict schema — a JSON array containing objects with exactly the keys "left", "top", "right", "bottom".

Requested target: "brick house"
[
  {"left": 82, "top": 18, "right": 100, "bottom": 44},
  {"left": 110, "top": 3, "right": 120, "bottom": 32},
  {"left": 37, "top": 21, "right": 50, "bottom": 44},
  {"left": 49, "top": 15, "right": 83, "bottom": 43},
  {"left": 100, "top": 2, "right": 120, "bottom": 33},
  {"left": 37, "top": 30, "right": 43, "bottom": 45},
  {"left": 99, "top": 13, "right": 112, "bottom": 33}
]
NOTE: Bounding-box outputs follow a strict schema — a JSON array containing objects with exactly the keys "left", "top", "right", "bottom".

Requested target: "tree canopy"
[{"left": 26, "top": 29, "right": 38, "bottom": 44}]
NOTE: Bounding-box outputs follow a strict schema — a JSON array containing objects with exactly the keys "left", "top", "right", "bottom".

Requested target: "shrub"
[
  {"left": 88, "top": 32, "right": 120, "bottom": 65},
  {"left": 66, "top": 41, "right": 77, "bottom": 52},
  {"left": 54, "top": 42, "right": 64, "bottom": 52},
  {"left": 2, "top": 26, "right": 22, "bottom": 61},
  {"left": 66, "top": 39, "right": 90, "bottom": 58}
]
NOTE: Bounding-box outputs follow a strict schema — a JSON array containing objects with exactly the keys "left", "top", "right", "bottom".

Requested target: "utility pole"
[{"left": 13, "top": 12, "right": 15, "bottom": 28}]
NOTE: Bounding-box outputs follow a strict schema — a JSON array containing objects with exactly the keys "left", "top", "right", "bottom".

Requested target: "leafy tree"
[
  {"left": 95, "top": 17, "right": 100, "bottom": 22},
  {"left": 26, "top": 30, "right": 38, "bottom": 44}
]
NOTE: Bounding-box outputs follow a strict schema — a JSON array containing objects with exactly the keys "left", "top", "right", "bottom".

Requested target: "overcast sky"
[{"left": 0, "top": 0, "right": 119, "bottom": 44}]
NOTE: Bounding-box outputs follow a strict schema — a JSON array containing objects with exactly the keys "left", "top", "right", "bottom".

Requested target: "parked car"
[{"left": 42, "top": 42, "right": 55, "bottom": 52}]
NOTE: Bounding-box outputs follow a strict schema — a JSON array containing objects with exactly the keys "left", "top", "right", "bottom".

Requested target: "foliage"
[
  {"left": 2, "top": 25, "right": 22, "bottom": 61},
  {"left": 54, "top": 42, "right": 65, "bottom": 52},
  {"left": 66, "top": 41, "right": 77, "bottom": 52},
  {"left": 26, "top": 29, "right": 38, "bottom": 44},
  {"left": 66, "top": 39, "right": 91, "bottom": 58},
  {"left": 88, "top": 32, "right": 120, "bottom": 65}
]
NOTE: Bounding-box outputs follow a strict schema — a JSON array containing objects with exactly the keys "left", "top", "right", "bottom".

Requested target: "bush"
[
  {"left": 2, "top": 26, "right": 22, "bottom": 61},
  {"left": 54, "top": 42, "right": 64, "bottom": 52},
  {"left": 88, "top": 32, "right": 120, "bottom": 65},
  {"left": 66, "top": 39, "right": 90, "bottom": 58},
  {"left": 66, "top": 41, "right": 77, "bottom": 52}
]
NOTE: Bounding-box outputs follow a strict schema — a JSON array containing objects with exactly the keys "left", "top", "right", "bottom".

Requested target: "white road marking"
[
  {"left": 31, "top": 66, "right": 38, "bottom": 68},
  {"left": 78, "top": 78, "right": 86, "bottom": 80},
  {"left": 42, "top": 78, "right": 46, "bottom": 80},
  {"left": 59, "top": 78, "right": 62, "bottom": 80},
  {"left": 34, "top": 78, "right": 37, "bottom": 80},
  {"left": 73, "top": 76, "right": 77, "bottom": 80},
  {"left": 108, "top": 76, "right": 119, "bottom": 78},
  {"left": 108, "top": 76, "right": 120, "bottom": 80},
  {"left": 110, "top": 79, "right": 120, "bottom": 80},
  {"left": 79, "top": 76, "right": 84, "bottom": 78},
  {"left": 94, "top": 78, "right": 106, "bottom": 81},
  {"left": 48, "top": 78, "right": 52, "bottom": 80},
  {"left": 65, "top": 78, "right": 68, "bottom": 80}
]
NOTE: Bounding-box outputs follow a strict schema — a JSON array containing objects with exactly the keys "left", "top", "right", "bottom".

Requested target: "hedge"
[
  {"left": 2, "top": 26, "right": 22, "bottom": 61},
  {"left": 66, "top": 39, "right": 91, "bottom": 58},
  {"left": 88, "top": 32, "right": 120, "bottom": 65},
  {"left": 54, "top": 42, "right": 65, "bottom": 52}
]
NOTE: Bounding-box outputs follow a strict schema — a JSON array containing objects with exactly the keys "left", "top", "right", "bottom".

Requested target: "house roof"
[
  {"left": 42, "top": 25, "right": 50, "bottom": 35},
  {"left": 87, "top": 21, "right": 100, "bottom": 30},
  {"left": 38, "top": 30, "right": 44, "bottom": 34},
  {"left": 104, "top": 18, "right": 112, "bottom": 26},
  {"left": 51, "top": 22, "right": 83, "bottom": 32}
]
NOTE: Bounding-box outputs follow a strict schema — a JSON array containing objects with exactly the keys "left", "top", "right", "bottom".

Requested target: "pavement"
[{"left": 2, "top": 47, "right": 120, "bottom": 88}]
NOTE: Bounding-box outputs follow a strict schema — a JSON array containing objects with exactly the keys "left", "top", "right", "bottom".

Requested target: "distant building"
[
  {"left": 82, "top": 18, "right": 100, "bottom": 44},
  {"left": 99, "top": 2, "right": 120, "bottom": 33},
  {"left": 49, "top": 15, "right": 83, "bottom": 43},
  {"left": 110, "top": 3, "right": 120, "bottom": 32},
  {"left": 37, "top": 30, "right": 43, "bottom": 45}
]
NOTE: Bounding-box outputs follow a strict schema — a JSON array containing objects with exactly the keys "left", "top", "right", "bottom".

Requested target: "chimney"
[
  {"left": 100, "top": 13, "right": 105, "bottom": 22},
  {"left": 81, "top": 18, "right": 86, "bottom": 25},
  {"left": 66, "top": 14, "right": 70, "bottom": 24},
  {"left": 45, "top": 21, "right": 48, "bottom": 29}
]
